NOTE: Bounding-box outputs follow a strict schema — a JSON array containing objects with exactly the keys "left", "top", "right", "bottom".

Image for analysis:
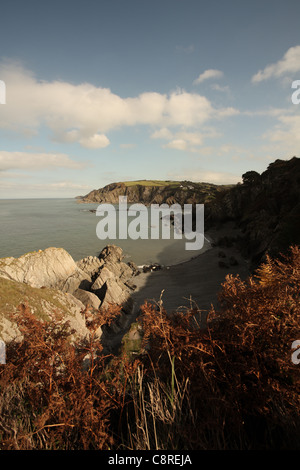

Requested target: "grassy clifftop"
[
  {"left": 123, "top": 179, "right": 178, "bottom": 187},
  {"left": 77, "top": 179, "right": 233, "bottom": 205}
]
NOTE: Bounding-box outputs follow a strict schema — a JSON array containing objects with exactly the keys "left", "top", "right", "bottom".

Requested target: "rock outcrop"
[
  {"left": 0, "top": 276, "right": 90, "bottom": 343},
  {"left": 204, "top": 156, "right": 300, "bottom": 267},
  {"left": 0, "top": 245, "right": 141, "bottom": 347},
  {"left": 0, "top": 247, "right": 79, "bottom": 288},
  {"left": 77, "top": 180, "right": 232, "bottom": 206}
]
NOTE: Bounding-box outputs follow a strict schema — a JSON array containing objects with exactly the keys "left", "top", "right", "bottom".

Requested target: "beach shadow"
[
  {"left": 101, "top": 223, "right": 251, "bottom": 354},
  {"left": 130, "top": 228, "right": 250, "bottom": 326}
]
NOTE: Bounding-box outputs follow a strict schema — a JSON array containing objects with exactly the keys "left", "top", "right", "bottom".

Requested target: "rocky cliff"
[
  {"left": 1, "top": 157, "right": 299, "bottom": 347},
  {"left": 0, "top": 245, "right": 141, "bottom": 352},
  {"left": 77, "top": 180, "right": 232, "bottom": 206},
  {"left": 77, "top": 157, "right": 300, "bottom": 267},
  {"left": 205, "top": 156, "right": 300, "bottom": 266}
]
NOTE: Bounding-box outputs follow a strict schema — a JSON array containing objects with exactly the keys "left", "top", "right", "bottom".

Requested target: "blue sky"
[{"left": 0, "top": 0, "right": 300, "bottom": 198}]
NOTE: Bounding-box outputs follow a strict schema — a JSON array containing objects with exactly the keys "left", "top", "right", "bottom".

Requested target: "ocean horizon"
[{"left": 0, "top": 198, "right": 209, "bottom": 266}]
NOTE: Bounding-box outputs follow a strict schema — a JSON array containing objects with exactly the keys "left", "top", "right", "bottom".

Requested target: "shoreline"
[
  {"left": 136, "top": 234, "right": 213, "bottom": 271},
  {"left": 130, "top": 222, "right": 250, "bottom": 320}
]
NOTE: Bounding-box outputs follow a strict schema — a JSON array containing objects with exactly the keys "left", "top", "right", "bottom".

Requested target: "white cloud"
[
  {"left": 152, "top": 128, "right": 205, "bottom": 152},
  {"left": 0, "top": 171, "right": 31, "bottom": 179},
  {"left": 252, "top": 45, "right": 300, "bottom": 83},
  {"left": 0, "top": 151, "right": 86, "bottom": 171},
  {"left": 215, "top": 144, "right": 256, "bottom": 160},
  {"left": 151, "top": 127, "right": 173, "bottom": 140},
  {"left": 262, "top": 114, "right": 300, "bottom": 150},
  {"left": 47, "top": 181, "right": 92, "bottom": 190},
  {"left": 79, "top": 133, "right": 110, "bottom": 149},
  {"left": 168, "top": 169, "right": 241, "bottom": 185},
  {"left": 210, "top": 83, "right": 230, "bottom": 93},
  {"left": 213, "top": 107, "right": 240, "bottom": 119},
  {"left": 0, "top": 180, "right": 92, "bottom": 198},
  {"left": 151, "top": 127, "right": 222, "bottom": 153},
  {"left": 0, "top": 61, "right": 237, "bottom": 146},
  {"left": 119, "top": 143, "right": 136, "bottom": 149},
  {"left": 177, "top": 132, "right": 203, "bottom": 146},
  {"left": 243, "top": 107, "right": 293, "bottom": 117},
  {"left": 165, "top": 139, "right": 187, "bottom": 151},
  {"left": 193, "top": 69, "right": 224, "bottom": 85},
  {"left": 164, "top": 90, "right": 213, "bottom": 126},
  {"left": 60, "top": 130, "right": 110, "bottom": 148}
]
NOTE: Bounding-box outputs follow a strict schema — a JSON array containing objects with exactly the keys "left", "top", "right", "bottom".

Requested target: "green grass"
[
  {"left": 123, "top": 180, "right": 235, "bottom": 190},
  {"left": 0, "top": 277, "right": 76, "bottom": 324},
  {"left": 121, "top": 322, "right": 144, "bottom": 359},
  {"left": 123, "top": 180, "right": 182, "bottom": 187}
]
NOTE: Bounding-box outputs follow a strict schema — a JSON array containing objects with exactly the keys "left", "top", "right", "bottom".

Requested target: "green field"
[
  {"left": 122, "top": 179, "right": 234, "bottom": 191},
  {"left": 123, "top": 180, "right": 182, "bottom": 187}
]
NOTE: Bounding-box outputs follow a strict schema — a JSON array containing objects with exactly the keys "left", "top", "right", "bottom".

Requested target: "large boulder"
[
  {"left": 95, "top": 245, "right": 137, "bottom": 287},
  {"left": 72, "top": 288, "right": 101, "bottom": 310},
  {"left": 0, "top": 248, "right": 79, "bottom": 289},
  {"left": 91, "top": 266, "right": 116, "bottom": 291},
  {"left": 104, "top": 260, "right": 135, "bottom": 282},
  {"left": 91, "top": 245, "right": 137, "bottom": 307},
  {"left": 98, "top": 245, "right": 124, "bottom": 264},
  {"left": 0, "top": 248, "right": 95, "bottom": 296},
  {"left": 0, "top": 276, "right": 92, "bottom": 344},
  {"left": 101, "top": 278, "right": 134, "bottom": 314},
  {"left": 58, "top": 268, "right": 92, "bottom": 294},
  {"left": 76, "top": 256, "right": 104, "bottom": 279},
  {"left": 0, "top": 244, "right": 139, "bottom": 349}
]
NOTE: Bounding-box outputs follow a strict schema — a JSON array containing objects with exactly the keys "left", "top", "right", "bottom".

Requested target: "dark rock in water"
[
  {"left": 127, "top": 260, "right": 141, "bottom": 276},
  {"left": 153, "top": 264, "right": 162, "bottom": 271},
  {"left": 143, "top": 263, "right": 162, "bottom": 273}
]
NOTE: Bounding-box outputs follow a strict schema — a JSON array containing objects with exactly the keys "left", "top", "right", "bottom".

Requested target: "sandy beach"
[{"left": 130, "top": 222, "right": 250, "bottom": 319}]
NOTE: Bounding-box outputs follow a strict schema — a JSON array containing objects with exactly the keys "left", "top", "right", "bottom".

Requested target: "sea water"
[{"left": 0, "top": 198, "right": 209, "bottom": 266}]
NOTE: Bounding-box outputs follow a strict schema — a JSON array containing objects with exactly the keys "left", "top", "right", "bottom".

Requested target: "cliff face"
[
  {"left": 77, "top": 181, "right": 231, "bottom": 206},
  {"left": 0, "top": 245, "right": 141, "bottom": 349},
  {"left": 77, "top": 158, "right": 300, "bottom": 266},
  {"left": 205, "top": 156, "right": 300, "bottom": 265}
]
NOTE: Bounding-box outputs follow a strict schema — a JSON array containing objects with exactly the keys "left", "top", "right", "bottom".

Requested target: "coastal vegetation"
[
  {"left": 0, "top": 245, "right": 299, "bottom": 450},
  {"left": 204, "top": 156, "right": 300, "bottom": 267},
  {"left": 0, "top": 156, "right": 300, "bottom": 450},
  {"left": 123, "top": 180, "right": 179, "bottom": 187},
  {"left": 77, "top": 179, "right": 233, "bottom": 206}
]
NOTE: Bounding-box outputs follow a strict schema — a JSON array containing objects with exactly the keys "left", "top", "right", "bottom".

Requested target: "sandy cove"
[{"left": 130, "top": 222, "right": 250, "bottom": 322}]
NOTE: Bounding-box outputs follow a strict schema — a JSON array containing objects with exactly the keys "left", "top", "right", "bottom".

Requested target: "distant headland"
[{"left": 76, "top": 156, "right": 300, "bottom": 268}]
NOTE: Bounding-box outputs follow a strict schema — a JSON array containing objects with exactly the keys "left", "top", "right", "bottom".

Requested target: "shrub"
[
  {"left": 1, "top": 246, "right": 300, "bottom": 450},
  {"left": 123, "top": 246, "right": 300, "bottom": 450},
  {"left": 0, "top": 303, "right": 134, "bottom": 450}
]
